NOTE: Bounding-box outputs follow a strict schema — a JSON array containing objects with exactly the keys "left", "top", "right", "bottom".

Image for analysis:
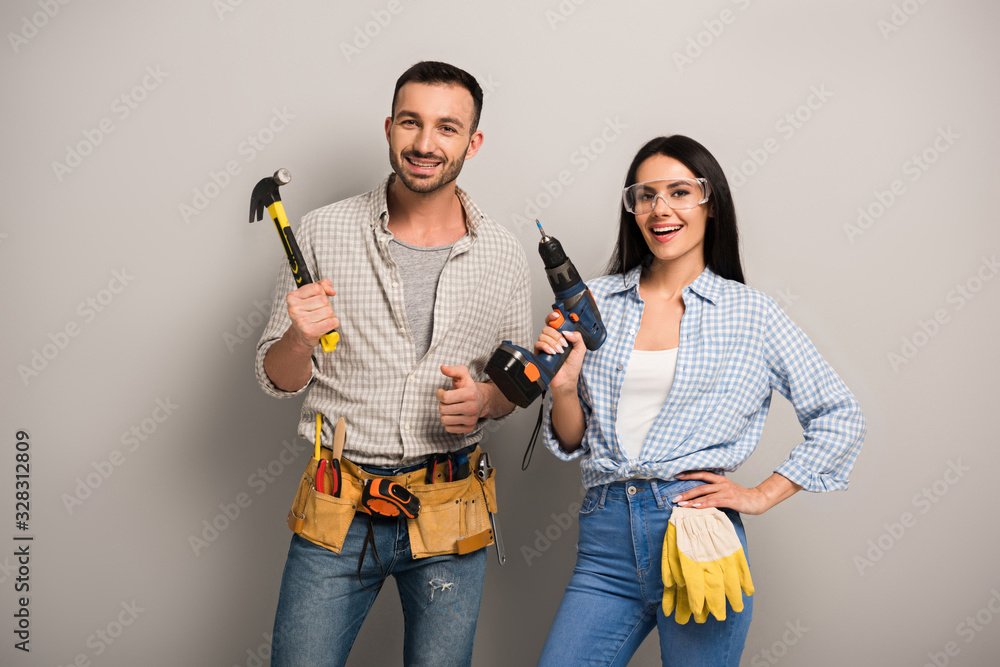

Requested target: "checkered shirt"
[
  {"left": 542, "top": 266, "right": 866, "bottom": 492},
  {"left": 256, "top": 175, "right": 531, "bottom": 465}
]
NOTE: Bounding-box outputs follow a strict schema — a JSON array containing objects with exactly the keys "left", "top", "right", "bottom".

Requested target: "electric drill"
[{"left": 486, "top": 221, "right": 606, "bottom": 408}]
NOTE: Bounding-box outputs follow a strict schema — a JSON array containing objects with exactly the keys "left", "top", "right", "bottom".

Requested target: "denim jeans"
[
  {"left": 272, "top": 510, "right": 487, "bottom": 666},
  {"left": 538, "top": 480, "right": 753, "bottom": 667}
]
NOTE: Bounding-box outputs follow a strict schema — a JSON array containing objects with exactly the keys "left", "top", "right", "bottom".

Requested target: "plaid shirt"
[
  {"left": 256, "top": 175, "right": 531, "bottom": 465},
  {"left": 543, "top": 266, "right": 866, "bottom": 491}
]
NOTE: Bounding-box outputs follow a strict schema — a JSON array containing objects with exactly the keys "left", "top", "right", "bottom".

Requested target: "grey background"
[{"left": 2, "top": 1, "right": 998, "bottom": 665}]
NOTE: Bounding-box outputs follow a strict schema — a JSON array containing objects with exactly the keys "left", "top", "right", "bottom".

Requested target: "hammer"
[{"left": 249, "top": 168, "right": 339, "bottom": 353}]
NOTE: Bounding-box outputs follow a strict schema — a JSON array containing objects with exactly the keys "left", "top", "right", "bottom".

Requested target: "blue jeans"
[
  {"left": 272, "top": 512, "right": 487, "bottom": 666},
  {"left": 538, "top": 480, "right": 753, "bottom": 667}
]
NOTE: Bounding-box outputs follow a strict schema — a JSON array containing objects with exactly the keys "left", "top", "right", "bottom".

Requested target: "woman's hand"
[
  {"left": 672, "top": 471, "right": 802, "bottom": 516},
  {"left": 533, "top": 312, "right": 587, "bottom": 396},
  {"left": 533, "top": 312, "right": 589, "bottom": 451}
]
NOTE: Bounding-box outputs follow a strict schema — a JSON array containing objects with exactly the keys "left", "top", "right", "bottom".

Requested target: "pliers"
[{"left": 314, "top": 414, "right": 345, "bottom": 497}]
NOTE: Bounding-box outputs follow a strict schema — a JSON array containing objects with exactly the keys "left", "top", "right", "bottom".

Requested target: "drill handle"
[
  {"left": 532, "top": 344, "right": 572, "bottom": 384},
  {"left": 554, "top": 288, "right": 607, "bottom": 352},
  {"left": 533, "top": 302, "right": 594, "bottom": 381}
]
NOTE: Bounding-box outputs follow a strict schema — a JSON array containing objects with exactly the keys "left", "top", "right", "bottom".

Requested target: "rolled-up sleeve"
[
  {"left": 764, "top": 300, "right": 866, "bottom": 492},
  {"left": 254, "top": 255, "right": 317, "bottom": 399}
]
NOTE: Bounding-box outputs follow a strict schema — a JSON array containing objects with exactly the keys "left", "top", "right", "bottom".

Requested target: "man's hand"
[
  {"left": 286, "top": 279, "right": 339, "bottom": 351},
  {"left": 436, "top": 365, "right": 486, "bottom": 434},
  {"left": 263, "top": 279, "right": 338, "bottom": 392}
]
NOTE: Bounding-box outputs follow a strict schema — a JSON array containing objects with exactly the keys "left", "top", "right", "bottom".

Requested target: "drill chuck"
[
  {"left": 545, "top": 258, "right": 582, "bottom": 296},
  {"left": 538, "top": 234, "right": 567, "bottom": 268},
  {"left": 538, "top": 225, "right": 582, "bottom": 296}
]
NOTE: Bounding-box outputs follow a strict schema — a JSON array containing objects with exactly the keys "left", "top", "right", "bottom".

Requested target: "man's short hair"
[{"left": 391, "top": 61, "right": 484, "bottom": 133}]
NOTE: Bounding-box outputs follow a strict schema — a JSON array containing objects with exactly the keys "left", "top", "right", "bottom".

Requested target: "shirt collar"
[
  {"left": 369, "top": 173, "right": 483, "bottom": 240},
  {"left": 612, "top": 260, "right": 723, "bottom": 306},
  {"left": 686, "top": 266, "right": 722, "bottom": 305},
  {"left": 616, "top": 264, "right": 643, "bottom": 293},
  {"left": 370, "top": 173, "right": 393, "bottom": 226}
]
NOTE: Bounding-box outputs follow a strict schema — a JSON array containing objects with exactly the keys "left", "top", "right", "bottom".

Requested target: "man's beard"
[{"left": 389, "top": 149, "right": 466, "bottom": 194}]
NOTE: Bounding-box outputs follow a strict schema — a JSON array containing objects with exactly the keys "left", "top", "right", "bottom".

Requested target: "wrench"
[{"left": 476, "top": 452, "right": 505, "bottom": 565}]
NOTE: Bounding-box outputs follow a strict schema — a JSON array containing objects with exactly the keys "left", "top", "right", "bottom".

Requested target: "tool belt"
[{"left": 286, "top": 445, "right": 497, "bottom": 559}]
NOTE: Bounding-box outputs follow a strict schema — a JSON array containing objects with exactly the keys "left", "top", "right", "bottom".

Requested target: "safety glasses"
[{"left": 622, "top": 178, "right": 711, "bottom": 214}]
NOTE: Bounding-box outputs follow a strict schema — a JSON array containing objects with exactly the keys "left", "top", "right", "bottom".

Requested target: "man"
[{"left": 256, "top": 61, "right": 531, "bottom": 666}]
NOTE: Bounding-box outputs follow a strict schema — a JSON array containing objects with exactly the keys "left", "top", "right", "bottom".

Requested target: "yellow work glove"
[
  {"left": 662, "top": 559, "right": 709, "bottom": 624},
  {"left": 661, "top": 507, "right": 753, "bottom": 624}
]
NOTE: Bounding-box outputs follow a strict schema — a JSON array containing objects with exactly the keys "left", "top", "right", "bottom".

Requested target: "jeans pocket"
[{"left": 579, "top": 488, "right": 601, "bottom": 516}]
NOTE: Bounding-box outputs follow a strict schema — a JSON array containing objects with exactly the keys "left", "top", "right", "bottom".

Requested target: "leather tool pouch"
[
  {"left": 286, "top": 447, "right": 497, "bottom": 559},
  {"left": 407, "top": 454, "right": 497, "bottom": 558},
  {"left": 286, "top": 456, "right": 363, "bottom": 554}
]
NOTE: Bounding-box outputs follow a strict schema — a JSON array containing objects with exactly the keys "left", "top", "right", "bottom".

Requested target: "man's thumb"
[{"left": 441, "top": 364, "right": 471, "bottom": 386}]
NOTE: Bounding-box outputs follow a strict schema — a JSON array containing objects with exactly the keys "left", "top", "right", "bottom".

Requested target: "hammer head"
[{"left": 248, "top": 169, "right": 292, "bottom": 223}]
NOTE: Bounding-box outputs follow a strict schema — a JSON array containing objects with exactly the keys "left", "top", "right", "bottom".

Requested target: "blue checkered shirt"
[{"left": 542, "top": 266, "right": 866, "bottom": 492}]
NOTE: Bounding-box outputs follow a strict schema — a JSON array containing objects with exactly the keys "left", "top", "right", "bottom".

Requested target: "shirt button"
[
  {"left": 399, "top": 327, "right": 405, "bottom": 334},
  {"left": 404, "top": 424, "right": 410, "bottom": 431},
  {"left": 628, "top": 329, "right": 635, "bottom": 335},
  {"left": 408, "top": 375, "right": 415, "bottom": 382},
  {"left": 627, "top": 485, "right": 637, "bottom": 496},
  {"left": 616, "top": 363, "right": 623, "bottom": 371}
]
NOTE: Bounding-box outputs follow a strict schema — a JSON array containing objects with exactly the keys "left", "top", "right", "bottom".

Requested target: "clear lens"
[{"left": 623, "top": 178, "right": 709, "bottom": 214}]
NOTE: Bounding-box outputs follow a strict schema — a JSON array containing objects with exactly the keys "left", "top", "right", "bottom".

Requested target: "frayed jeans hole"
[{"left": 428, "top": 578, "right": 454, "bottom": 601}]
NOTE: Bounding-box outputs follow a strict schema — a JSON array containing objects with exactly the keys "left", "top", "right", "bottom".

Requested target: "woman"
[{"left": 535, "top": 135, "right": 865, "bottom": 667}]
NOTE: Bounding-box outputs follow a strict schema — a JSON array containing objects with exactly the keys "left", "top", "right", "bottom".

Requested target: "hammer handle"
[{"left": 267, "top": 201, "right": 340, "bottom": 353}]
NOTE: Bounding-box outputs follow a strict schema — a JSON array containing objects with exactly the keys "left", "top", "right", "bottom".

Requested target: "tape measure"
[{"left": 361, "top": 478, "right": 420, "bottom": 519}]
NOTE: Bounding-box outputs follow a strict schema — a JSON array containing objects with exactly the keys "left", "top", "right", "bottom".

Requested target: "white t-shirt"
[{"left": 616, "top": 348, "right": 678, "bottom": 461}]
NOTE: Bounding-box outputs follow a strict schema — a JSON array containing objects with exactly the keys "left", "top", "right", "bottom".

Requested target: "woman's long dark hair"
[{"left": 605, "top": 135, "right": 745, "bottom": 284}]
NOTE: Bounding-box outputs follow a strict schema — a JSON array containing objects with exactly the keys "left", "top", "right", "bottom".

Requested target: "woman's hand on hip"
[{"left": 672, "top": 471, "right": 802, "bottom": 516}]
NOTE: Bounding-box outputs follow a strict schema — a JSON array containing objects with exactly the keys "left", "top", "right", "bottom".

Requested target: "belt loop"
[
  {"left": 598, "top": 483, "right": 610, "bottom": 509},
  {"left": 650, "top": 480, "right": 665, "bottom": 509}
]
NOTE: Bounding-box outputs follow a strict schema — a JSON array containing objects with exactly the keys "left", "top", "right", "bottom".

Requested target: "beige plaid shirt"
[{"left": 255, "top": 175, "right": 532, "bottom": 465}]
